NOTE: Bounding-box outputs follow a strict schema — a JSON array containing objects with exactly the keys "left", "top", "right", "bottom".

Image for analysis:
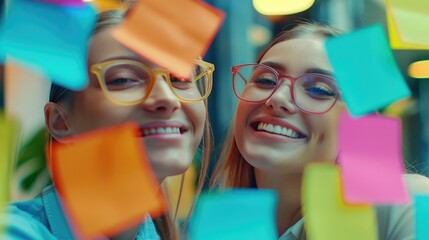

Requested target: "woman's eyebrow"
[
  {"left": 305, "top": 68, "right": 334, "bottom": 76},
  {"left": 260, "top": 61, "right": 287, "bottom": 72},
  {"left": 101, "top": 56, "right": 141, "bottom": 62},
  {"left": 99, "top": 56, "right": 158, "bottom": 67}
]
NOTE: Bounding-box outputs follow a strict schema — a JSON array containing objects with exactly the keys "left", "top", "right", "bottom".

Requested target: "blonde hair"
[{"left": 211, "top": 22, "right": 339, "bottom": 190}]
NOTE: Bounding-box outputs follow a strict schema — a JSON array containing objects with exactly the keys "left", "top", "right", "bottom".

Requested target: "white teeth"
[
  {"left": 256, "top": 122, "right": 300, "bottom": 138},
  {"left": 158, "top": 128, "right": 166, "bottom": 134},
  {"left": 142, "top": 127, "right": 182, "bottom": 136},
  {"left": 273, "top": 125, "right": 281, "bottom": 134}
]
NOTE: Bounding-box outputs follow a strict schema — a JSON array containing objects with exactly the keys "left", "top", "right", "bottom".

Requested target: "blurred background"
[{"left": 1, "top": 0, "right": 428, "bottom": 207}]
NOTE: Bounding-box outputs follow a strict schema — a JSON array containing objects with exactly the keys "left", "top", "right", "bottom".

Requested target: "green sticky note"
[
  {"left": 325, "top": 24, "right": 410, "bottom": 116},
  {"left": 189, "top": 189, "right": 277, "bottom": 240},
  {"left": 0, "top": 113, "right": 20, "bottom": 234},
  {"left": 302, "top": 164, "right": 377, "bottom": 240},
  {"left": 388, "top": 0, "right": 429, "bottom": 48}
]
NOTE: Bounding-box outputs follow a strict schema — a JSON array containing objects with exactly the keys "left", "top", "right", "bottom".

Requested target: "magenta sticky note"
[
  {"left": 338, "top": 112, "right": 410, "bottom": 204},
  {"left": 37, "top": 0, "right": 84, "bottom": 7}
]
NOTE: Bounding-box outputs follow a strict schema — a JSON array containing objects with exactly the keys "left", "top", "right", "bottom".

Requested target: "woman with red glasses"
[
  {"left": 211, "top": 22, "right": 429, "bottom": 239},
  {"left": 4, "top": 3, "right": 214, "bottom": 240}
]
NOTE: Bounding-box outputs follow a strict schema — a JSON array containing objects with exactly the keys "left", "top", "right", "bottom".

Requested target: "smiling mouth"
[
  {"left": 251, "top": 122, "right": 306, "bottom": 139},
  {"left": 139, "top": 126, "right": 187, "bottom": 137}
]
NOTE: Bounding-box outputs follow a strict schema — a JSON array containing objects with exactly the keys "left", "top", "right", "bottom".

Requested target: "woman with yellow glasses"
[{"left": 5, "top": 5, "right": 214, "bottom": 240}]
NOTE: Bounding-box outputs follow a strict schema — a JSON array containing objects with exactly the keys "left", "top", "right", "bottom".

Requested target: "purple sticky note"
[
  {"left": 338, "top": 112, "right": 409, "bottom": 204},
  {"left": 37, "top": 0, "right": 84, "bottom": 7}
]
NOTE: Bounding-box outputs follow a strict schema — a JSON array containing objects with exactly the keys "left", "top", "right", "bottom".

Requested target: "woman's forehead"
[
  {"left": 260, "top": 37, "right": 333, "bottom": 74},
  {"left": 87, "top": 29, "right": 154, "bottom": 67}
]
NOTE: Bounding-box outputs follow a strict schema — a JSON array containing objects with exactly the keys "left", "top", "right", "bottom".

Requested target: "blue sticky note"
[
  {"left": 416, "top": 195, "right": 429, "bottom": 240},
  {"left": 189, "top": 189, "right": 277, "bottom": 240},
  {"left": 0, "top": 0, "right": 96, "bottom": 90},
  {"left": 325, "top": 24, "right": 411, "bottom": 116}
]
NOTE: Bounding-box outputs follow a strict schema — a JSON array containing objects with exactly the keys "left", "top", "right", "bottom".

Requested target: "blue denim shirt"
[{"left": 3, "top": 185, "right": 160, "bottom": 240}]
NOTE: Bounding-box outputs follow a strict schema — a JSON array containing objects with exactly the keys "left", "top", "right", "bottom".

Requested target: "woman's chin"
[
  {"left": 148, "top": 153, "right": 193, "bottom": 179},
  {"left": 241, "top": 144, "right": 311, "bottom": 174}
]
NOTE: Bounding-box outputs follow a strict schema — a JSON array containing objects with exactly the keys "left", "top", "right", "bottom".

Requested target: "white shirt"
[{"left": 279, "top": 218, "right": 304, "bottom": 240}]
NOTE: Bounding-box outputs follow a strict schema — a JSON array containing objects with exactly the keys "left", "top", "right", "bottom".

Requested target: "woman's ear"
[{"left": 44, "top": 102, "right": 73, "bottom": 143}]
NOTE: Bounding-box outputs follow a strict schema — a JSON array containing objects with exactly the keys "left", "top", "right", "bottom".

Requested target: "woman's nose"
[
  {"left": 265, "top": 80, "right": 298, "bottom": 114},
  {"left": 141, "top": 75, "right": 180, "bottom": 113}
]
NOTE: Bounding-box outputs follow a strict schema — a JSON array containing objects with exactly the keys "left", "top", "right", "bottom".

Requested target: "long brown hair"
[
  {"left": 48, "top": 5, "right": 213, "bottom": 240},
  {"left": 210, "top": 22, "right": 340, "bottom": 189}
]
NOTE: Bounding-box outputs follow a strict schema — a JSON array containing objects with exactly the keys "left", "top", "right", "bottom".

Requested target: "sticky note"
[
  {"left": 165, "top": 163, "right": 197, "bottom": 220},
  {"left": 408, "top": 60, "right": 429, "bottom": 79},
  {"left": 325, "top": 24, "right": 411, "bottom": 116},
  {"left": 416, "top": 195, "right": 429, "bottom": 240},
  {"left": 37, "top": 0, "right": 84, "bottom": 7},
  {"left": 91, "top": 0, "right": 122, "bottom": 12},
  {"left": 112, "top": 0, "right": 224, "bottom": 78},
  {"left": 189, "top": 189, "right": 277, "bottom": 240},
  {"left": 49, "top": 122, "right": 166, "bottom": 238},
  {"left": 253, "top": 0, "right": 315, "bottom": 15},
  {"left": 382, "top": 97, "right": 415, "bottom": 117},
  {"left": 0, "top": 0, "right": 96, "bottom": 90},
  {"left": 0, "top": 113, "right": 20, "bottom": 234},
  {"left": 0, "top": 113, "right": 20, "bottom": 201},
  {"left": 302, "top": 164, "right": 377, "bottom": 240},
  {"left": 338, "top": 112, "right": 409, "bottom": 204},
  {"left": 386, "top": 0, "right": 429, "bottom": 49}
]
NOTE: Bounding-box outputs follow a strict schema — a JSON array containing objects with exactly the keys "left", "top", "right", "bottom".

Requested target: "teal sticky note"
[
  {"left": 416, "top": 195, "right": 429, "bottom": 240},
  {"left": 325, "top": 24, "right": 410, "bottom": 117},
  {"left": 0, "top": 0, "right": 96, "bottom": 90},
  {"left": 189, "top": 189, "right": 277, "bottom": 240}
]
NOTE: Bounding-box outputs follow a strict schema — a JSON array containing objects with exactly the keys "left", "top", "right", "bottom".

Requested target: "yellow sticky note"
[
  {"left": 91, "top": 0, "right": 122, "bottom": 13},
  {"left": 0, "top": 113, "right": 20, "bottom": 233},
  {"left": 252, "top": 0, "right": 315, "bottom": 15},
  {"left": 386, "top": 0, "right": 429, "bottom": 49},
  {"left": 165, "top": 163, "right": 197, "bottom": 220},
  {"left": 0, "top": 113, "right": 20, "bottom": 201},
  {"left": 302, "top": 164, "right": 377, "bottom": 240}
]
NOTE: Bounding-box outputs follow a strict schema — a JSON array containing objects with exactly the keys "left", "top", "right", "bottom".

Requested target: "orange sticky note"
[
  {"left": 49, "top": 122, "right": 167, "bottom": 238},
  {"left": 386, "top": 0, "right": 429, "bottom": 49},
  {"left": 112, "top": 0, "right": 224, "bottom": 78}
]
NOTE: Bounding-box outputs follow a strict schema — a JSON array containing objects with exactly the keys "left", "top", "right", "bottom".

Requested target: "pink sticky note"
[
  {"left": 338, "top": 112, "right": 410, "bottom": 204},
  {"left": 37, "top": 0, "right": 84, "bottom": 7},
  {"left": 112, "top": 0, "right": 224, "bottom": 78}
]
